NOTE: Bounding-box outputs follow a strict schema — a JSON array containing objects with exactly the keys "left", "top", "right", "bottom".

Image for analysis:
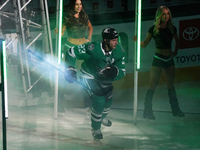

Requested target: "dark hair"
[{"left": 64, "top": 0, "right": 88, "bottom": 28}]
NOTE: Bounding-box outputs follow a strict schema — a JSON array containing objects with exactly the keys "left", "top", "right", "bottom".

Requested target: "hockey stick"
[{"left": 27, "top": 50, "right": 98, "bottom": 95}]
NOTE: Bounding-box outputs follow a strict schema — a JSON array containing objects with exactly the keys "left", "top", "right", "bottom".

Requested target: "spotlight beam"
[{"left": 28, "top": 50, "right": 104, "bottom": 96}]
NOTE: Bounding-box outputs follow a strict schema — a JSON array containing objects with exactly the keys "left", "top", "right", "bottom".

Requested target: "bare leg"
[
  {"left": 164, "top": 66, "right": 185, "bottom": 117},
  {"left": 164, "top": 65, "right": 175, "bottom": 89},
  {"left": 143, "top": 66, "right": 162, "bottom": 120}
]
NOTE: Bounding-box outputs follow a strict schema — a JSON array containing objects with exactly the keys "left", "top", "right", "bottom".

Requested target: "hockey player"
[{"left": 64, "top": 27, "right": 126, "bottom": 140}]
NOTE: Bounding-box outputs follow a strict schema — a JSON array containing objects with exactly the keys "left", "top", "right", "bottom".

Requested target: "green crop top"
[
  {"left": 64, "top": 14, "right": 89, "bottom": 39},
  {"left": 148, "top": 25, "right": 177, "bottom": 49}
]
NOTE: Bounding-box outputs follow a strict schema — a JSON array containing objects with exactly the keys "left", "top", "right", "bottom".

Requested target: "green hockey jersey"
[{"left": 65, "top": 41, "right": 126, "bottom": 82}]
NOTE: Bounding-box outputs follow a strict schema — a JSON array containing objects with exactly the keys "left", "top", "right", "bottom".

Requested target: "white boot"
[
  {"left": 101, "top": 118, "right": 112, "bottom": 127},
  {"left": 91, "top": 129, "right": 103, "bottom": 139}
]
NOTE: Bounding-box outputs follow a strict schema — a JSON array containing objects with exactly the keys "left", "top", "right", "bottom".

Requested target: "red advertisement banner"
[{"left": 179, "top": 18, "right": 200, "bottom": 49}]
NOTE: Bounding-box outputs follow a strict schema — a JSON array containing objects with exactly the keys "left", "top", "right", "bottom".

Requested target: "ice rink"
[
  {"left": 1, "top": 65, "right": 200, "bottom": 150},
  {"left": 0, "top": 0, "right": 199, "bottom": 150}
]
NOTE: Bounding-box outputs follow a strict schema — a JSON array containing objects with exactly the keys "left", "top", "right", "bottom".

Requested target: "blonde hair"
[{"left": 154, "top": 6, "right": 174, "bottom": 34}]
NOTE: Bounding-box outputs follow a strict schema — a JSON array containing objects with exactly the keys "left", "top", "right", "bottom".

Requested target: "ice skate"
[
  {"left": 91, "top": 129, "right": 103, "bottom": 140},
  {"left": 101, "top": 118, "right": 112, "bottom": 127},
  {"left": 143, "top": 113, "right": 156, "bottom": 120},
  {"left": 58, "top": 107, "right": 65, "bottom": 117},
  {"left": 58, "top": 97, "right": 65, "bottom": 117},
  {"left": 85, "top": 107, "right": 91, "bottom": 118},
  {"left": 143, "top": 104, "right": 156, "bottom": 120},
  {"left": 172, "top": 109, "right": 185, "bottom": 118},
  {"left": 143, "top": 89, "right": 155, "bottom": 120},
  {"left": 168, "top": 89, "right": 185, "bottom": 119}
]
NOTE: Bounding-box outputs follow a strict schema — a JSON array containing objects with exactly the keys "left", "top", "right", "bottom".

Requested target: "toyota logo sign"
[{"left": 182, "top": 27, "right": 199, "bottom": 41}]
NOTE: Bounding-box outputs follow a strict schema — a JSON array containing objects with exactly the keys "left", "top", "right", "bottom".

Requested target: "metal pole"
[
  {"left": 54, "top": 72, "right": 58, "bottom": 119},
  {"left": 43, "top": 0, "right": 54, "bottom": 101},
  {"left": 39, "top": 0, "right": 49, "bottom": 54},
  {"left": 43, "top": 0, "right": 53, "bottom": 55},
  {"left": 133, "top": 0, "right": 142, "bottom": 125},
  {"left": 20, "top": 0, "right": 32, "bottom": 11},
  {"left": 6, "top": 36, "right": 17, "bottom": 48},
  {"left": 26, "top": 32, "right": 42, "bottom": 50},
  {"left": 133, "top": 0, "right": 138, "bottom": 125},
  {"left": 22, "top": 0, "right": 32, "bottom": 88},
  {"left": 54, "top": 0, "right": 62, "bottom": 119},
  {"left": 55, "top": 0, "right": 59, "bottom": 57},
  {"left": 17, "top": 0, "right": 31, "bottom": 89},
  {"left": 0, "top": 0, "right": 10, "bottom": 10},
  {"left": 12, "top": 0, "right": 27, "bottom": 96}
]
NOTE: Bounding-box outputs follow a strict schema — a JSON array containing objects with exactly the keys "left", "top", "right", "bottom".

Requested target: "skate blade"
[
  {"left": 93, "top": 138, "right": 102, "bottom": 143},
  {"left": 86, "top": 139, "right": 102, "bottom": 144},
  {"left": 143, "top": 118, "right": 155, "bottom": 122},
  {"left": 57, "top": 113, "right": 65, "bottom": 117},
  {"left": 173, "top": 116, "right": 184, "bottom": 120}
]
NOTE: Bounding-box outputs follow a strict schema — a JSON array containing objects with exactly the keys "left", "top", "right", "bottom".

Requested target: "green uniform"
[{"left": 65, "top": 41, "right": 126, "bottom": 130}]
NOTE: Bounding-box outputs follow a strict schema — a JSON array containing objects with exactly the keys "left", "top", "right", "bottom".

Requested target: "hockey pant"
[{"left": 81, "top": 78, "right": 113, "bottom": 130}]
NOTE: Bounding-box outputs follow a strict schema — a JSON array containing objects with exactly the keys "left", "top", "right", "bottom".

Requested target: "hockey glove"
[
  {"left": 99, "top": 66, "right": 118, "bottom": 79},
  {"left": 64, "top": 66, "right": 77, "bottom": 83}
]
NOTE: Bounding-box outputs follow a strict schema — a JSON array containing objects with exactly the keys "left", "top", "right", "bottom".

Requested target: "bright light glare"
[
  {"left": 57, "top": 0, "right": 63, "bottom": 64},
  {"left": 2, "top": 40, "right": 8, "bottom": 118},
  {"left": 137, "top": 0, "right": 142, "bottom": 69}
]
